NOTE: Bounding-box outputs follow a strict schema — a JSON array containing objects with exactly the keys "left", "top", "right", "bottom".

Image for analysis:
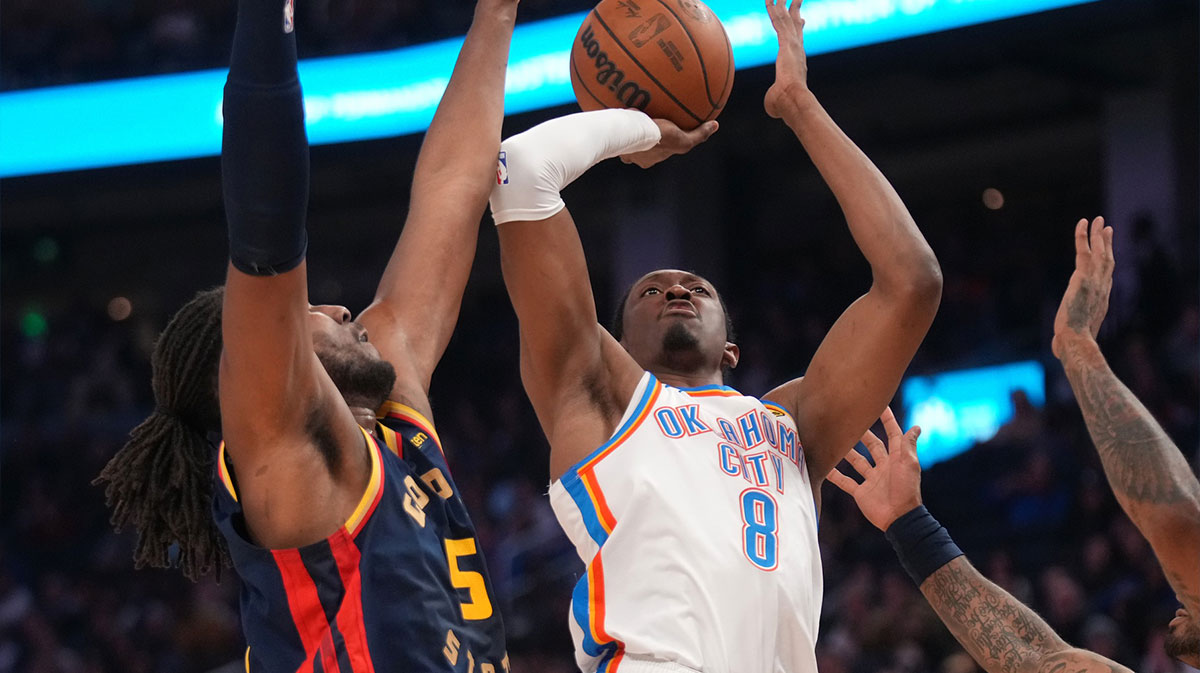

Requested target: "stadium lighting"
[
  {"left": 0, "top": 0, "right": 1098, "bottom": 177},
  {"left": 900, "top": 360, "right": 1047, "bottom": 468}
]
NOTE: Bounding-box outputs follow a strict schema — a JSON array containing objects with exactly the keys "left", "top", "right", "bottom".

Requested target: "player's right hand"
[
  {"left": 620, "top": 119, "right": 718, "bottom": 169},
  {"left": 1052, "top": 216, "right": 1113, "bottom": 360},
  {"left": 763, "top": 0, "right": 808, "bottom": 119},
  {"left": 827, "top": 407, "right": 924, "bottom": 532}
]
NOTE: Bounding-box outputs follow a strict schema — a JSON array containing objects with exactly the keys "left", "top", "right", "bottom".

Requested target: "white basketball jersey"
[{"left": 548, "top": 372, "right": 822, "bottom": 673}]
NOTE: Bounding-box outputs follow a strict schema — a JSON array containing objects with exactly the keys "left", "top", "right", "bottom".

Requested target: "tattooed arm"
[
  {"left": 829, "top": 409, "right": 1133, "bottom": 673},
  {"left": 1052, "top": 216, "right": 1200, "bottom": 617},
  {"left": 920, "top": 558, "right": 1131, "bottom": 673}
]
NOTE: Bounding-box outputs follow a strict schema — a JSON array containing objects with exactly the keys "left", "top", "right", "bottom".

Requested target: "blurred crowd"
[
  {"left": 0, "top": 0, "right": 596, "bottom": 91},
  {"left": 2, "top": 200, "right": 1196, "bottom": 671}
]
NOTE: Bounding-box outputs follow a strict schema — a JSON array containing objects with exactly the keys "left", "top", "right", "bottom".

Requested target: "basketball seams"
[
  {"left": 712, "top": 29, "right": 733, "bottom": 120},
  {"left": 649, "top": 0, "right": 721, "bottom": 110},
  {"left": 591, "top": 13, "right": 705, "bottom": 125}
]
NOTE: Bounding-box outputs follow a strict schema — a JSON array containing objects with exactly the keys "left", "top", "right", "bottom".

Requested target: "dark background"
[{"left": 2, "top": 0, "right": 1197, "bottom": 670}]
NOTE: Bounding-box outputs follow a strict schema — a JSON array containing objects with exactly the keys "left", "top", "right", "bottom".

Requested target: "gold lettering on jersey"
[
  {"left": 445, "top": 538, "right": 494, "bottom": 620},
  {"left": 421, "top": 468, "right": 454, "bottom": 499},
  {"left": 481, "top": 665, "right": 495, "bottom": 673},
  {"left": 403, "top": 475, "right": 430, "bottom": 527},
  {"left": 501, "top": 654, "right": 511, "bottom": 672},
  {"left": 411, "top": 432, "right": 428, "bottom": 447},
  {"left": 443, "top": 629, "right": 460, "bottom": 665},
  {"left": 467, "top": 650, "right": 475, "bottom": 673}
]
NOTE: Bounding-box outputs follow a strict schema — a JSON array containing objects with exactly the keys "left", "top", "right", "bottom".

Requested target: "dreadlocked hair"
[{"left": 95, "top": 287, "right": 230, "bottom": 581}]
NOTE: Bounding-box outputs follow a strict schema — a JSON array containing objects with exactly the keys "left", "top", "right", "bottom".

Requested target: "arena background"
[{"left": 2, "top": 0, "right": 1197, "bottom": 670}]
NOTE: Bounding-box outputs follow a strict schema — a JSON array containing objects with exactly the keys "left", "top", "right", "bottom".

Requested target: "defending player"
[
  {"left": 95, "top": 0, "right": 516, "bottom": 669},
  {"left": 1051, "top": 216, "right": 1200, "bottom": 666},
  {"left": 831, "top": 218, "right": 1200, "bottom": 673},
  {"left": 487, "top": 0, "right": 940, "bottom": 669},
  {"left": 831, "top": 405, "right": 1199, "bottom": 672}
]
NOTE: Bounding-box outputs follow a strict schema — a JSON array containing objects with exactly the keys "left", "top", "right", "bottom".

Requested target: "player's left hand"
[
  {"left": 827, "top": 407, "right": 923, "bottom": 531},
  {"left": 620, "top": 119, "right": 718, "bottom": 168},
  {"left": 1052, "top": 216, "right": 1114, "bottom": 360},
  {"left": 763, "top": 0, "right": 808, "bottom": 119}
]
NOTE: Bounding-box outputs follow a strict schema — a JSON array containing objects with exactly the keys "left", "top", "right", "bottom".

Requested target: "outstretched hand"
[
  {"left": 620, "top": 119, "right": 718, "bottom": 169},
  {"left": 763, "top": 0, "right": 808, "bottom": 119},
  {"left": 827, "top": 407, "right": 923, "bottom": 531},
  {"left": 1052, "top": 217, "right": 1114, "bottom": 360}
]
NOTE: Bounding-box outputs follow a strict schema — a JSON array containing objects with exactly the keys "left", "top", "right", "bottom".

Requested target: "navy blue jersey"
[{"left": 213, "top": 401, "right": 508, "bottom": 672}]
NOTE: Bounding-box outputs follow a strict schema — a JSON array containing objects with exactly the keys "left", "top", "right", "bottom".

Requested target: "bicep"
[
  {"left": 1145, "top": 513, "right": 1200, "bottom": 616},
  {"left": 788, "top": 288, "right": 937, "bottom": 481},
  {"left": 365, "top": 190, "right": 485, "bottom": 382}
]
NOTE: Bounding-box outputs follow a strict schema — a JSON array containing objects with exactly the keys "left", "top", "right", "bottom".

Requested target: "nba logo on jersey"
[
  {"left": 496, "top": 151, "right": 509, "bottom": 185},
  {"left": 282, "top": 0, "right": 294, "bottom": 33}
]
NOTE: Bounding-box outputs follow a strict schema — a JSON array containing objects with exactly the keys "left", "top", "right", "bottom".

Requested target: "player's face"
[
  {"left": 1166, "top": 607, "right": 1200, "bottom": 666},
  {"left": 308, "top": 305, "right": 396, "bottom": 408},
  {"left": 620, "top": 269, "right": 737, "bottom": 375}
]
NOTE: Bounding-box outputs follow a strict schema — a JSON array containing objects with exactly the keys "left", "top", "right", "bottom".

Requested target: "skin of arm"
[
  {"left": 760, "top": 0, "right": 942, "bottom": 487},
  {"left": 221, "top": 267, "right": 369, "bottom": 548},
  {"left": 828, "top": 410, "right": 1134, "bottom": 673},
  {"left": 357, "top": 0, "right": 519, "bottom": 419},
  {"left": 1052, "top": 216, "right": 1200, "bottom": 616},
  {"left": 495, "top": 118, "right": 715, "bottom": 480}
]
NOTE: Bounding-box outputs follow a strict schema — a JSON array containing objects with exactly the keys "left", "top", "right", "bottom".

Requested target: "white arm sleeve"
[{"left": 489, "top": 109, "right": 661, "bottom": 225}]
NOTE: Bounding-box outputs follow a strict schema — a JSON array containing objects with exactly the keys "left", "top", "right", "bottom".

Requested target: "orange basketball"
[{"left": 569, "top": 0, "right": 734, "bottom": 131}]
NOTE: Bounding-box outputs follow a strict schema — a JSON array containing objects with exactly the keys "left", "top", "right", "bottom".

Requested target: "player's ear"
[{"left": 723, "top": 342, "right": 739, "bottom": 370}]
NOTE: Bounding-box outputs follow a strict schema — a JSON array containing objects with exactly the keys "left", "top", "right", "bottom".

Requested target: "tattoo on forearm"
[
  {"left": 1062, "top": 344, "right": 1199, "bottom": 506},
  {"left": 1065, "top": 283, "right": 1102, "bottom": 334},
  {"left": 921, "top": 558, "right": 1063, "bottom": 673}
]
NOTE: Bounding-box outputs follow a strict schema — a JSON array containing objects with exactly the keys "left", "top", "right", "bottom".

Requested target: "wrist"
[
  {"left": 880, "top": 498, "right": 923, "bottom": 530},
  {"left": 1055, "top": 330, "right": 1100, "bottom": 360},
  {"left": 776, "top": 82, "right": 818, "bottom": 117},
  {"left": 884, "top": 505, "right": 964, "bottom": 586}
]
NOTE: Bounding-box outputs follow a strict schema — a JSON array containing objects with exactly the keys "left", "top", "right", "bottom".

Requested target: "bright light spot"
[
  {"left": 20, "top": 310, "right": 48, "bottom": 339},
  {"left": 108, "top": 296, "right": 133, "bottom": 321},
  {"left": 983, "top": 187, "right": 1005, "bottom": 210}
]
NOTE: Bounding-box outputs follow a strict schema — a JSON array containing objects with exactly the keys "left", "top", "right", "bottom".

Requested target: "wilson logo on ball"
[{"left": 579, "top": 24, "right": 652, "bottom": 110}]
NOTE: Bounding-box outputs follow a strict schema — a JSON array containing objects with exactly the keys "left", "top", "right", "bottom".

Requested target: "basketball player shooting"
[
  {"left": 95, "top": 0, "right": 516, "bottom": 668},
  {"left": 487, "top": 0, "right": 941, "bottom": 670},
  {"left": 832, "top": 219, "right": 1200, "bottom": 673}
]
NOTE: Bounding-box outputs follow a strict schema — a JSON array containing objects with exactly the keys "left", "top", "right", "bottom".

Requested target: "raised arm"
[
  {"left": 218, "top": 0, "right": 367, "bottom": 547},
  {"left": 829, "top": 411, "right": 1133, "bottom": 673},
  {"left": 1053, "top": 216, "right": 1200, "bottom": 617},
  {"left": 489, "top": 111, "right": 713, "bottom": 477},
  {"left": 761, "top": 0, "right": 941, "bottom": 485},
  {"left": 356, "top": 0, "right": 519, "bottom": 415}
]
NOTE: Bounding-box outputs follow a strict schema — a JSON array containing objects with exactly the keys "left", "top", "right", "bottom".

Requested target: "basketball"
[{"left": 569, "top": 0, "right": 734, "bottom": 131}]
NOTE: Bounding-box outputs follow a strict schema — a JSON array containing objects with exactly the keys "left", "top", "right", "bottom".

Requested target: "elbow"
[{"left": 885, "top": 251, "right": 943, "bottom": 314}]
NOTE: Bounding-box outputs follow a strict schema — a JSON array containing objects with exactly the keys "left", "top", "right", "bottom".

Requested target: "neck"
[{"left": 652, "top": 368, "right": 726, "bottom": 390}]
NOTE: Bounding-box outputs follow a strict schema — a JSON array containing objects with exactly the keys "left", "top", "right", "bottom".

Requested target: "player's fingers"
[
  {"left": 1074, "top": 217, "right": 1089, "bottom": 257},
  {"left": 881, "top": 407, "right": 902, "bottom": 441},
  {"left": 903, "top": 426, "right": 922, "bottom": 461},
  {"left": 1089, "top": 216, "right": 1106, "bottom": 259},
  {"left": 844, "top": 448, "right": 872, "bottom": 477},
  {"left": 1099, "top": 218, "right": 1115, "bottom": 271},
  {"left": 861, "top": 429, "right": 886, "bottom": 466},
  {"left": 687, "top": 120, "right": 719, "bottom": 146},
  {"left": 827, "top": 469, "right": 858, "bottom": 496},
  {"left": 789, "top": 0, "right": 802, "bottom": 20}
]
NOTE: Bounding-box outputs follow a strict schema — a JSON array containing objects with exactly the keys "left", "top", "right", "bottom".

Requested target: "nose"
[
  {"left": 312, "top": 304, "right": 352, "bottom": 323},
  {"left": 665, "top": 284, "right": 690, "bottom": 301}
]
